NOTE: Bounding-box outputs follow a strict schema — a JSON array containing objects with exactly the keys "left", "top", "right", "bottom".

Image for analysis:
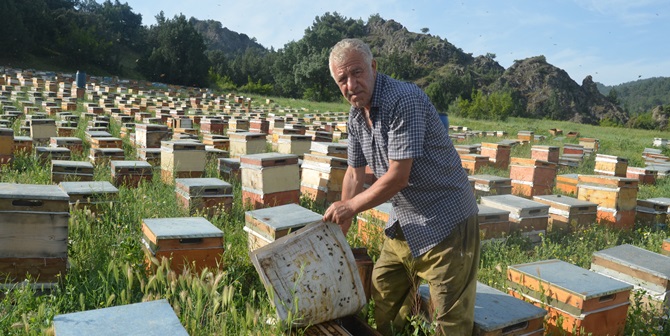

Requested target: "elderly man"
[{"left": 323, "top": 38, "right": 480, "bottom": 335}]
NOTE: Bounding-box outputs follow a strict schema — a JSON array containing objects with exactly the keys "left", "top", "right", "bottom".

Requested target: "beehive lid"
[
  {"left": 646, "top": 197, "right": 670, "bottom": 207},
  {"left": 36, "top": 146, "right": 71, "bottom": 153},
  {"left": 240, "top": 152, "right": 299, "bottom": 166},
  {"left": 509, "top": 259, "right": 633, "bottom": 300},
  {"left": 52, "top": 299, "right": 188, "bottom": 336},
  {"left": 218, "top": 157, "right": 240, "bottom": 168},
  {"left": 473, "top": 282, "right": 547, "bottom": 332},
  {"left": 480, "top": 195, "right": 549, "bottom": 218},
  {"left": 111, "top": 160, "right": 152, "bottom": 170},
  {"left": 0, "top": 128, "right": 13, "bottom": 136},
  {"left": 136, "top": 123, "right": 169, "bottom": 131},
  {"left": 596, "top": 154, "right": 628, "bottom": 162},
  {"left": 91, "top": 148, "right": 124, "bottom": 154},
  {"left": 175, "top": 177, "right": 232, "bottom": 195},
  {"left": 161, "top": 140, "right": 205, "bottom": 151},
  {"left": 228, "top": 131, "right": 265, "bottom": 140},
  {"left": 469, "top": 174, "right": 511, "bottom": 186},
  {"left": 58, "top": 181, "right": 119, "bottom": 196},
  {"left": 51, "top": 136, "right": 82, "bottom": 144},
  {"left": 477, "top": 204, "right": 510, "bottom": 218},
  {"left": 245, "top": 203, "right": 323, "bottom": 232},
  {"left": 532, "top": 194, "right": 597, "bottom": 210},
  {"left": 531, "top": 145, "right": 559, "bottom": 151},
  {"left": 86, "top": 130, "right": 112, "bottom": 138},
  {"left": 556, "top": 173, "right": 579, "bottom": 182},
  {"left": 51, "top": 160, "right": 94, "bottom": 169},
  {"left": 310, "top": 142, "right": 347, "bottom": 154},
  {"left": 143, "top": 217, "right": 222, "bottom": 240},
  {"left": 250, "top": 220, "right": 366, "bottom": 327},
  {"left": 0, "top": 183, "right": 69, "bottom": 201},
  {"left": 577, "top": 175, "right": 638, "bottom": 188},
  {"left": 592, "top": 244, "right": 670, "bottom": 285}
]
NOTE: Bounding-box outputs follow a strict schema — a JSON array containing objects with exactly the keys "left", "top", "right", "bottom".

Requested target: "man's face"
[{"left": 330, "top": 51, "right": 377, "bottom": 110}]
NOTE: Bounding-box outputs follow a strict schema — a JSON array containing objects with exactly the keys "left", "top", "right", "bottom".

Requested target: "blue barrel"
[{"left": 75, "top": 71, "right": 86, "bottom": 88}]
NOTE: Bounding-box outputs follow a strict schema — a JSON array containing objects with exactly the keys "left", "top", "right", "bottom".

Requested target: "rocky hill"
[
  {"left": 190, "top": 18, "right": 266, "bottom": 56},
  {"left": 597, "top": 77, "right": 670, "bottom": 114},
  {"left": 491, "top": 56, "right": 628, "bottom": 124}
]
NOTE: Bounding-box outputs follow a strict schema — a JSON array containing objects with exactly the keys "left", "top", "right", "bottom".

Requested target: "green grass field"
[{"left": 1, "top": 93, "right": 669, "bottom": 335}]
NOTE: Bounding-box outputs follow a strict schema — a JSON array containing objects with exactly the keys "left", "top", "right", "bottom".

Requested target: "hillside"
[
  {"left": 190, "top": 18, "right": 266, "bottom": 56},
  {"left": 597, "top": 77, "right": 670, "bottom": 114}
]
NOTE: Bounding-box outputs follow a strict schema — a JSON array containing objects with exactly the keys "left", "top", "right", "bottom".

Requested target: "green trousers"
[{"left": 371, "top": 215, "right": 480, "bottom": 335}]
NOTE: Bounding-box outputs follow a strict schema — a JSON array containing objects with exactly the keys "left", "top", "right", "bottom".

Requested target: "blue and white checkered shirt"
[{"left": 347, "top": 73, "right": 478, "bottom": 257}]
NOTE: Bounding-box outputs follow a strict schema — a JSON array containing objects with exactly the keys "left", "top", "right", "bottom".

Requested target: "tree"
[
  {"left": 421, "top": 27, "right": 430, "bottom": 34},
  {"left": 137, "top": 13, "right": 210, "bottom": 87}
]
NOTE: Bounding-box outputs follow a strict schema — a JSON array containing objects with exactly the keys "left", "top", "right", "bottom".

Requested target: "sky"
[{"left": 122, "top": 0, "right": 670, "bottom": 86}]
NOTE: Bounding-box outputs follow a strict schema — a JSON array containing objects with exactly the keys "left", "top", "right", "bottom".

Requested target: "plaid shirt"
[{"left": 347, "top": 73, "right": 478, "bottom": 257}]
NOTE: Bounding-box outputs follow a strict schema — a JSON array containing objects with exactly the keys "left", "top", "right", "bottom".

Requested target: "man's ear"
[{"left": 371, "top": 59, "right": 377, "bottom": 72}]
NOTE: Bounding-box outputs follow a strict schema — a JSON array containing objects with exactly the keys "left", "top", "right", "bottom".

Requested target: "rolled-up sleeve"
[{"left": 387, "top": 95, "right": 426, "bottom": 160}]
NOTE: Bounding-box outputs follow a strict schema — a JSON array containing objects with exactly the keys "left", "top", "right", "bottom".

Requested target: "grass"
[{"left": 1, "top": 92, "right": 670, "bottom": 335}]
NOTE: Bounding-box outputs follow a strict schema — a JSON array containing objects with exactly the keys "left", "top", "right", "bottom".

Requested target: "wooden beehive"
[
  {"left": 509, "top": 158, "right": 557, "bottom": 198},
  {"left": 636, "top": 199, "right": 668, "bottom": 229},
  {"left": 577, "top": 175, "right": 638, "bottom": 230},
  {"left": 160, "top": 141, "right": 206, "bottom": 182},
  {"left": 626, "top": 167, "right": 657, "bottom": 185},
  {"left": 249, "top": 119, "right": 270, "bottom": 134},
  {"left": 595, "top": 154, "right": 628, "bottom": 177},
  {"left": 229, "top": 118, "right": 249, "bottom": 132},
  {"left": 469, "top": 174, "right": 512, "bottom": 197},
  {"left": 58, "top": 181, "right": 118, "bottom": 212},
  {"left": 310, "top": 141, "right": 347, "bottom": 159},
  {"left": 356, "top": 202, "right": 393, "bottom": 245},
  {"left": 53, "top": 299, "right": 188, "bottom": 336},
  {"left": 459, "top": 154, "right": 490, "bottom": 174},
  {"left": 418, "top": 282, "right": 547, "bottom": 336},
  {"left": 508, "top": 259, "right": 631, "bottom": 336},
  {"left": 300, "top": 153, "right": 347, "bottom": 205},
  {"left": 480, "top": 195, "right": 549, "bottom": 242},
  {"left": 532, "top": 194, "right": 597, "bottom": 232},
  {"left": 228, "top": 132, "right": 266, "bottom": 158},
  {"left": 0, "top": 128, "right": 13, "bottom": 165},
  {"left": 202, "top": 134, "right": 229, "bottom": 150},
  {"left": 90, "top": 136, "right": 123, "bottom": 149},
  {"left": 30, "top": 118, "right": 58, "bottom": 144},
  {"left": 135, "top": 123, "right": 170, "bottom": 148},
  {"left": 36, "top": 146, "right": 71, "bottom": 163},
  {"left": 241, "top": 153, "right": 300, "bottom": 209},
  {"left": 217, "top": 157, "right": 240, "bottom": 181},
  {"left": 591, "top": 244, "right": 670, "bottom": 313},
  {"left": 563, "top": 143, "right": 585, "bottom": 156},
  {"left": 49, "top": 136, "right": 83, "bottom": 155},
  {"left": 175, "top": 178, "right": 233, "bottom": 216},
  {"left": 0, "top": 183, "right": 70, "bottom": 287},
  {"left": 110, "top": 160, "right": 153, "bottom": 188},
  {"left": 250, "top": 221, "right": 367, "bottom": 327},
  {"left": 556, "top": 173, "right": 579, "bottom": 195},
  {"left": 51, "top": 160, "right": 94, "bottom": 184},
  {"left": 579, "top": 137, "right": 600, "bottom": 152},
  {"left": 277, "top": 134, "right": 312, "bottom": 158},
  {"left": 200, "top": 117, "right": 227, "bottom": 135},
  {"left": 137, "top": 147, "right": 161, "bottom": 166},
  {"left": 531, "top": 145, "right": 560, "bottom": 163},
  {"left": 477, "top": 204, "right": 511, "bottom": 240},
  {"left": 517, "top": 130, "right": 534, "bottom": 143},
  {"left": 141, "top": 217, "right": 224, "bottom": 273},
  {"left": 89, "top": 147, "right": 125, "bottom": 165},
  {"left": 244, "top": 203, "right": 323, "bottom": 251}
]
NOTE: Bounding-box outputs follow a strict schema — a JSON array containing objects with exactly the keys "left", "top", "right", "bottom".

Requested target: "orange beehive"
[
  {"left": 459, "top": 154, "right": 490, "bottom": 174},
  {"left": 481, "top": 142, "right": 512, "bottom": 169},
  {"left": 626, "top": 167, "right": 657, "bottom": 185},
  {"left": 508, "top": 259, "right": 631, "bottom": 336},
  {"left": 531, "top": 145, "right": 560, "bottom": 163},
  {"left": 532, "top": 194, "right": 597, "bottom": 232},
  {"left": 141, "top": 217, "right": 223, "bottom": 274},
  {"left": 577, "top": 175, "right": 638, "bottom": 230},
  {"left": 356, "top": 202, "right": 392, "bottom": 245},
  {"left": 510, "top": 158, "right": 557, "bottom": 198},
  {"left": 556, "top": 173, "right": 579, "bottom": 195}
]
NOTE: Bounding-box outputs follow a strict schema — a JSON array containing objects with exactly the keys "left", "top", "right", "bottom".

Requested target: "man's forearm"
[{"left": 341, "top": 166, "right": 365, "bottom": 201}]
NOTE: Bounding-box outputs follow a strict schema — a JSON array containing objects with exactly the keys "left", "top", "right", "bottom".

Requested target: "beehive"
[
  {"left": 137, "top": 147, "right": 161, "bottom": 166},
  {"left": 250, "top": 221, "right": 366, "bottom": 327},
  {"left": 175, "top": 178, "right": 233, "bottom": 216},
  {"left": 418, "top": 282, "right": 547, "bottom": 336},
  {"left": 556, "top": 173, "right": 579, "bottom": 195},
  {"left": 0, "top": 183, "right": 70, "bottom": 287},
  {"left": 0, "top": 127, "right": 14, "bottom": 164},
  {"left": 111, "top": 160, "right": 153, "bottom": 188},
  {"left": 480, "top": 195, "right": 549, "bottom": 242},
  {"left": 135, "top": 124, "right": 170, "bottom": 148},
  {"left": 477, "top": 204, "right": 511, "bottom": 240},
  {"left": 241, "top": 152, "right": 300, "bottom": 209},
  {"left": 200, "top": 117, "right": 227, "bottom": 135},
  {"left": 577, "top": 175, "right": 638, "bottom": 230},
  {"left": 532, "top": 194, "right": 597, "bottom": 232},
  {"left": 508, "top": 259, "right": 631, "bottom": 336},
  {"left": 202, "top": 134, "right": 229, "bottom": 150},
  {"left": 49, "top": 136, "right": 84, "bottom": 155},
  {"left": 141, "top": 217, "right": 224, "bottom": 273},
  {"left": 509, "top": 158, "right": 557, "bottom": 198},
  {"left": 277, "top": 134, "right": 312, "bottom": 158},
  {"left": 300, "top": 153, "right": 347, "bottom": 205},
  {"left": 36, "top": 146, "right": 71, "bottom": 163},
  {"left": 160, "top": 141, "right": 206, "bottom": 183},
  {"left": 459, "top": 154, "right": 490, "bottom": 174},
  {"left": 90, "top": 136, "right": 123, "bottom": 149},
  {"left": 563, "top": 144, "right": 585, "bottom": 156},
  {"left": 244, "top": 203, "right": 322, "bottom": 251},
  {"left": 531, "top": 145, "right": 560, "bottom": 163},
  {"left": 579, "top": 137, "right": 600, "bottom": 152},
  {"left": 52, "top": 299, "right": 188, "bottom": 336},
  {"left": 228, "top": 132, "right": 266, "bottom": 158},
  {"left": 58, "top": 181, "right": 118, "bottom": 212},
  {"left": 217, "top": 157, "right": 240, "bottom": 181},
  {"left": 30, "top": 118, "right": 58, "bottom": 144},
  {"left": 249, "top": 119, "right": 270, "bottom": 134},
  {"left": 636, "top": 199, "right": 668, "bottom": 229},
  {"left": 89, "top": 147, "right": 125, "bottom": 165},
  {"left": 594, "top": 154, "right": 628, "bottom": 177},
  {"left": 51, "top": 160, "right": 94, "bottom": 184},
  {"left": 468, "top": 174, "right": 512, "bottom": 197},
  {"left": 626, "top": 167, "right": 657, "bottom": 185},
  {"left": 356, "top": 202, "right": 393, "bottom": 245},
  {"left": 591, "top": 244, "right": 670, "bottom": 313},
  {"left": 517, "top": 130, "right": 534, "bottom": 143},
  {"left": 310, "top": 141, "right": 347, "bottom": 159}
]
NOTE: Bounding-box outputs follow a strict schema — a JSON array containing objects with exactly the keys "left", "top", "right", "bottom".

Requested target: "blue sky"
[{"left": 123, "top": 0, "right": 669, "bottom": 86}]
